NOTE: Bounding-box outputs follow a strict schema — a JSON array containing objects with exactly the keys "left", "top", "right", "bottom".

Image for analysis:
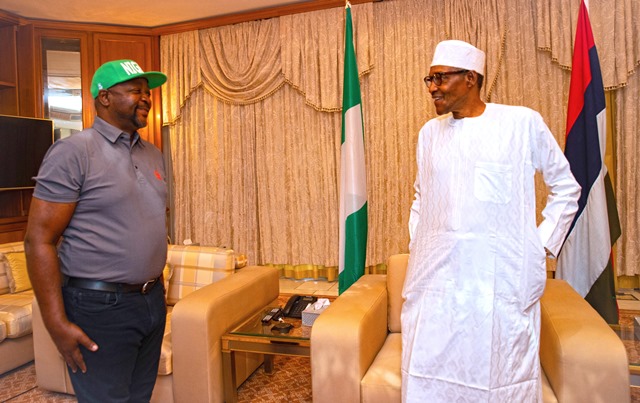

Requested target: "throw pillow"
[
  {"left": 0, "top": 255, "right": 10, "bottom": 294},
  {"left": 4, "top": 251, "right": 32, "bottom": 293}
]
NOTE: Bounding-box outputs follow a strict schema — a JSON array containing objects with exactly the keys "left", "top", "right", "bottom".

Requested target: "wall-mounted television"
[{"left": 0, "top": 114, "right": 54, "bottom": 190}]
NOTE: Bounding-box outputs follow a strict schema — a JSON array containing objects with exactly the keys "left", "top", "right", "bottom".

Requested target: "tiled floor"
[
  {"left": 618, "top": 288, "right": 640, "bottom": 312},
  {"left": 278, "top": 277, "right": 338, "bottom": 297}
]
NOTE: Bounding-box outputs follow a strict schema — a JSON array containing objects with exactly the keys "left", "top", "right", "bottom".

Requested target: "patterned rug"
[
  {"left": 0, "top": 363, "right": 75, "bottom": 402},
  {"left": 237, "top": 355, "right": 311, "bottom": 402}
]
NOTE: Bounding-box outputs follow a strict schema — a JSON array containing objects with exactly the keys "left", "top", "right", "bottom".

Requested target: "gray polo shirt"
[{"left": 33, "top": 117, "right": 167, "bottom": 284}]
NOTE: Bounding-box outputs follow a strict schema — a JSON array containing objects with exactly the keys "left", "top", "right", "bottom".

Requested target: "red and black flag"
[{"left": 556, "top": 0, "right": 621, "bottom": 324}]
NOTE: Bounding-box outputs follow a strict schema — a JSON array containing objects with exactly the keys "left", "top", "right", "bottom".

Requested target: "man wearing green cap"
[{"left": 25, "top": 59, "right": 169, "bottom": 402}]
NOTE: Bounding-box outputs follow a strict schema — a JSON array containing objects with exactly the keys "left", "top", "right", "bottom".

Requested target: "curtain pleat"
[
  {"left": 280, "top": 4, "right": 374, "bottom": 112},
  {"left": 199, "top": 19, "right": 285, "bottom": 104},
  {"left": 161, "top": 30, "right": 201, "bottom": 125}
]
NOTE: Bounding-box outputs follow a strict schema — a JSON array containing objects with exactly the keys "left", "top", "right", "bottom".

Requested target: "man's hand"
[{"left": 48, "top": 320, "right": 98, "bottom": 373}]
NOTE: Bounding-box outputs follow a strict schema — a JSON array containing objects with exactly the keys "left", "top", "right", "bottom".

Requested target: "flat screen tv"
[{"left": 0, "top": 114, "right": 54, "bottom": 190}]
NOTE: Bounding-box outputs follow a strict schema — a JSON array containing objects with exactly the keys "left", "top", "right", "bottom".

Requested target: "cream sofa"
[
  {"left": 32, "top": 244, "right": 279, "bottom": 402},
  {"left": 0, "top": 241, "right": 35, "bottom": 375},
  {"left": 311, "top": 254, "right": 630, "bottom": 403}
]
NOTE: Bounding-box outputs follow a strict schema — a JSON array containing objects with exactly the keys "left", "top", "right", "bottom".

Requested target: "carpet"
[
  {"left": 0, "top": 363, "right": 75, "bottom": 402},
  {"left": 237, "top": 355, "right": 311, "bottom": 402}
]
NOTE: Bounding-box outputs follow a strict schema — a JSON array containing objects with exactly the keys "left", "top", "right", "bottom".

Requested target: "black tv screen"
[{"left": 0, "top": 115, "right": 54, "bottom": 190}]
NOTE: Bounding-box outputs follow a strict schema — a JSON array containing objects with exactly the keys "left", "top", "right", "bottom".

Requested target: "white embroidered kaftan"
[{"left": 402, "top": 103, "right": 580, "bottom": 403}]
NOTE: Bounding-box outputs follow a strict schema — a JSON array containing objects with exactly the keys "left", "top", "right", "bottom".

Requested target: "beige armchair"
[
  {"left": 311, "top": 254, "right": 630, "bottom": 403},
  {"left": 32, "top": 264, "right": 279, "bottom": 402}
]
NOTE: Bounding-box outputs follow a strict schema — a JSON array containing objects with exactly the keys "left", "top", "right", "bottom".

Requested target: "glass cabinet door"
[{"left": 41, "top": 37, "right": 83, "bottom": 139}]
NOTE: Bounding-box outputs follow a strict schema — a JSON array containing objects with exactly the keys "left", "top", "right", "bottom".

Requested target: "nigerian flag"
[{"left": 339, "top": 2, "right": 367, "bottom": 295}]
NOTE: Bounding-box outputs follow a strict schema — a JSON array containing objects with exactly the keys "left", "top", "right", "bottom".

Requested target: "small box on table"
[{"left": 301, "top": 305, "right": 328, "bottom": 326}]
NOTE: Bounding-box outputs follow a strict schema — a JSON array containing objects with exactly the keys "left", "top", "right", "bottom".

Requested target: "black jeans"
[{"left": 62, "top": 281, "right": 166, "bottom": 403}]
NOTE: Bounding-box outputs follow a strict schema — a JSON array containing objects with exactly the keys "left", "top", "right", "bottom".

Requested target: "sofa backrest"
[
  {"left": 0, "top": 242, "right": 26, "bottom": 296},
  {"left": 387, "top": 253, "right": 408, "bottom": 333},
  {"left": 165, "top": 244, "right": 237, "bottom": 305}
]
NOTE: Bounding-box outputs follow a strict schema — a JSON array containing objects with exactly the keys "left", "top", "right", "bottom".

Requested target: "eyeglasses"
[{"left": 423, "top": 70, "right": 469, "bottom": 87}]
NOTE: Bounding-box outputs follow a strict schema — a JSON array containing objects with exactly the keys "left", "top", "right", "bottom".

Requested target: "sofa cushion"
[
  {"left": 541, "top": 367, "right": 558, "bottom": 403},
  {"left": 0, "top": 242, "right": 25, "bottom": 295},
  {"left": 0, "top": 320, "right": 6, "bottom": 342},
  {"left": 0, "top": 259, "right": 9, "bottom": 295},
  {"left": 157, "top": 307, "right": 173, "bottom": 376},
  {"left": 166, "top": 245, "right": 236, "bottom": 305},
  {"left": 0, "top": 242, "right": 25, "bottom": 254},
  {"left": 361, "top": 332, "right": 402, "bottom": 403},
  {"left": 4, "top": 252, "right": 32, "bottom": 293},
  {"left": 359, "top": 331, "right": 558, "bottom": 403},
  {"left": 0, "top": 290, "right": 34, "bottom": 338}
]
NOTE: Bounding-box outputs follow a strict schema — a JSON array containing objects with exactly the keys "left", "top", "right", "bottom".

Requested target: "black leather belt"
[{"left": 64, "top": 276, "right": 160, "bottom": 294}]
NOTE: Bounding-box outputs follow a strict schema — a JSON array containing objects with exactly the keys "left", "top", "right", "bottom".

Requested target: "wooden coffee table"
[{"left": 221, "top": 306, "right": 311, "bottom": 402}]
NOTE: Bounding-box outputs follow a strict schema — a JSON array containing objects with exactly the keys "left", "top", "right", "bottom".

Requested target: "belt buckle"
[{"left": 141, "top": 279, "right": 156, "bottom": 294}]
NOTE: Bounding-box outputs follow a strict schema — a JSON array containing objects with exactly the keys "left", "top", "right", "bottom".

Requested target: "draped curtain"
[{"left": 161, "top": 0, "right": 640, "bottom": 275}]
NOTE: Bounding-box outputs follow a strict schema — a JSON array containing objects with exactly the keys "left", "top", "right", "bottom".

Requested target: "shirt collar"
[{"left": 93, "top": 116, "right": 142, "bottom": 146}]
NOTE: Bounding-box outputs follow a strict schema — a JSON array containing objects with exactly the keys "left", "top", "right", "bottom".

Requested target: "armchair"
[{"left": 311, "top": 254, "right": 630, "bottom": 403}]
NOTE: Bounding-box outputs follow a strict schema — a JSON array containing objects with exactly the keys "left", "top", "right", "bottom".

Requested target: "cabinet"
[
  {"left": 0, "top": 22, "right": 18, "bottom": 115},
  {"left": 0, "top": 14, "right": 28, "bottom": 242}
]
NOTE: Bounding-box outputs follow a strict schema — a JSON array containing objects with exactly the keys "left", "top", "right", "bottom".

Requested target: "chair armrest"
[
  {"left": 540, "top": 279, "right": 630, "bottom": 403},
  {"left": 171, "top": 265, "right": 279, "bottom": 403},
  {"left": 311, "top": 274, "right": 388, "bottom": 403}
]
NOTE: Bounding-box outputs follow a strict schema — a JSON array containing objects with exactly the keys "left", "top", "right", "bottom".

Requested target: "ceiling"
[{"left": 0, "top": 0, "right": 311, "bottom": 28}]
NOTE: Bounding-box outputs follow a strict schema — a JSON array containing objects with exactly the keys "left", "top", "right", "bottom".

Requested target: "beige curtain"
[
  {"left": 616, "top": 70, "right": 640, "bottom": 276},
  {"left": 161, "top": 0, "right": 640, "bottom": 274}
]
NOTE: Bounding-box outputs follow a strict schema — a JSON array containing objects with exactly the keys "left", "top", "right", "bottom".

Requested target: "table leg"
[
  {"left": 222, "top": 350, "right": 238, "bottom": 403},
  {"left": 263, "top": 354, "right": 274, "bottom": 373}
]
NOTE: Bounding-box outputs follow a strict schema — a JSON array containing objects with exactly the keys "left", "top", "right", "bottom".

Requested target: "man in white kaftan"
[{"left": 402, "top": 40, "right": 580, "bottom": 403}]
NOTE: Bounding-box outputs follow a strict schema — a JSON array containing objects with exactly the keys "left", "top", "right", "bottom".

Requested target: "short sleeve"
[{"left": 33, "top": 138, "right": 86, "bottom": 203}]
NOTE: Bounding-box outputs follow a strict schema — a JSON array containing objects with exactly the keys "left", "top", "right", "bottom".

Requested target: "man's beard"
[{"left": 131, "top": 108, "right": 148, "bottom": 129}]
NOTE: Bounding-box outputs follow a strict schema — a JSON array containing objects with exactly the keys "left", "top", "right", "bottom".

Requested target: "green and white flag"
[{"left": 339, "top": 2, "right": 367, "bottom": 295}]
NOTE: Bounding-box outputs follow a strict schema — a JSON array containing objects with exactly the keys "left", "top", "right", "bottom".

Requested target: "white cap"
[{"left": 430, "top": 40, "right": 486, "bottom": 76}]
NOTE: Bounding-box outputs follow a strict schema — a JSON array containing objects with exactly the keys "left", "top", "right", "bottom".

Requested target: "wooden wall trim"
[
  {"left": 0, "top": 9, "right": 22, "bottom": 26},
  {"left": 25, "top": 19, "right": 155, "bottom": 36}
]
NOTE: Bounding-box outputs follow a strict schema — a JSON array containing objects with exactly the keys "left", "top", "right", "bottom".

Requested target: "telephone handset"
[{"left": 282, "top": 294, "right": 317, "bottom": 318}]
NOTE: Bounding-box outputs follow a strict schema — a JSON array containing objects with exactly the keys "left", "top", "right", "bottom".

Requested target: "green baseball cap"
[{"left": 90, "top": 59, "right": 167, "bottom": 98}]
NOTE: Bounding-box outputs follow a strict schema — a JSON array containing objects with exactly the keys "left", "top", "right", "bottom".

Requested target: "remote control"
[{"left": 261, "top": 308, "right": 283, "bottom": 323}]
